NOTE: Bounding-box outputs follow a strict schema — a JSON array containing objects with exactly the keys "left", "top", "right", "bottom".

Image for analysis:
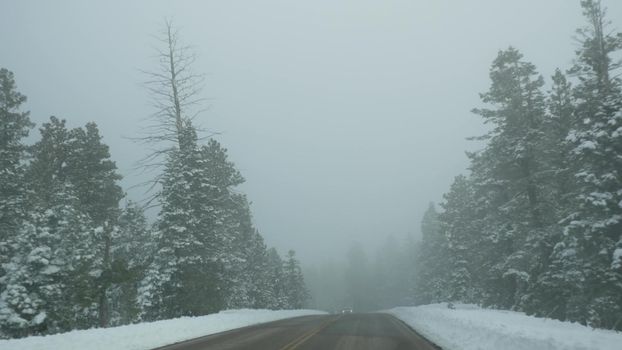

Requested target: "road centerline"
[{"left": 280, "top": 315, "right": 341, "bottom": 350}]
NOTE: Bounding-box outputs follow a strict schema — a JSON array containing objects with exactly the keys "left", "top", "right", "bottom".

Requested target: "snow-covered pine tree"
[
  {"left": 140, "top": 125, "right": 248, "bottom": 319},
  {"left": 0, "top": 184, "right": 97, "bottom": 337},
  {"left": 142, "top": 125, "right": 216, "bottom": 319},
  {"left": 469, "top": 48, "right": 548, "bottom": 309},
  {"left": 560, "top": 0, "right": 622, "bottom": 329},
  {"left": 544, "top": 69, "right": 576, "bottom": 214},
  {"left": 28, "top": 118, "right": 123, "bottom": 330},
  {"left": 223, "top": 193, "right": 260, "bottom": 309},
  {"left": 264, "top": 248, "right": 287, "bottom": 309},
  {"left": 243, "top": 231, "right": 274, "bottom": 309},
  {"left": 283, "top": 250, "right": 308, "bottom": 309},
  {"left": 137, "top": 21, "right": 272, "bottom": 319},
  {"left": 439, "top": 175, "right": 480, "bottom": 304},
  {"left": 198, "top": 139, "right": 245, "bottom": 300},
  {"left": 135, "top": 20, "right": 209, "bottom": 320},
  {"left": 109, "top": 201, "right": 154, "bottom": 325},
  {"left": 65, "top": 122, "right": 124, "bottom": 327},
  {"left": 1, "top": 118, "right": 102, "bottom": 336},
  {"left": 0, "top": 68, "right": 34, "bottom": 307},
  {"left": 522, "top": 69, "right": 577, "bottom": 320},
  {"left": 413, "top": 203, "right": 449, "bottom": 304}
]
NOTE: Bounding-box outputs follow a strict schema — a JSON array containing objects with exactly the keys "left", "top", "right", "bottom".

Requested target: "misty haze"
[{"left": 1, "top": 1, "right": 622, "bottom": 349}]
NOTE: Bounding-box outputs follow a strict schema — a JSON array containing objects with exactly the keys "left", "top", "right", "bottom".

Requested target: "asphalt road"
[{"left": 153, "top": 313, "right": 440, "bottom": 350}]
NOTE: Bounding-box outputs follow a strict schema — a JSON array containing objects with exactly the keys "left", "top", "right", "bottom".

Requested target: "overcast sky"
[{"left": 2, "top": 0, "right": 621, "bottom": 265}]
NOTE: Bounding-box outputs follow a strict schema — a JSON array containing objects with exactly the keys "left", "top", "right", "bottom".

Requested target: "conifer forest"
[{"left": 1, "top": 0, "right": 622, "bottom": 343}]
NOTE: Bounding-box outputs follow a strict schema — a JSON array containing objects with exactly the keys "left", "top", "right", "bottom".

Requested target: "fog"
[{"left": 2, "top": 0, "right": 621, "bottom": 268}]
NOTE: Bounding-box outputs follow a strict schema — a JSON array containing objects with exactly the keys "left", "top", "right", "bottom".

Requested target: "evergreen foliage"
[
  {"left": 0, "top": 68, "right": 33, "bottom": 295},
  {"left": 0, "top": 70, "right": 309, "bottom": 339},
  {"left": 413, "top": 203, "right": 449, "bottom": 304},
  {"left": 412, "top": 0, "right": 622, "bottom": 330},
  {"left": 283, "top": 250, "right": 308, "bottom": 309}
]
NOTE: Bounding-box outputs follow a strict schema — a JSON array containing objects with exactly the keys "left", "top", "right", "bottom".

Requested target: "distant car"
[{"left": 341, "top": 308, "right": 353, "bottom": 314}]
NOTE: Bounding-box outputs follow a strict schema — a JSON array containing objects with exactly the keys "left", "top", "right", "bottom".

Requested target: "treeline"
[
  {"left": 414, "top": 1, "right": 622, "bottom": 330},
  {"left": 0, "top": 24, "right": 308, "bottom": 339},
  {"left": 305, "top": 238, "right": 418, "bottom": 313}
]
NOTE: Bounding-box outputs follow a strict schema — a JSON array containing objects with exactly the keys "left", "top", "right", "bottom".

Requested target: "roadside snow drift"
[
  {"left": 0, "top": 309, "right": 326, "bottom": 350},
  {"left": 387, "top": 303, "right": 622, "bottom": 350}
]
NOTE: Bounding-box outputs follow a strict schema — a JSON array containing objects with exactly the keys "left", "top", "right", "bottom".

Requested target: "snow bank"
[
  {"left": 0, "top": 309, "right": 326, "bottom": 350},
  {"left": 387, "top": 304, "right": 622, "bottom": 350}
]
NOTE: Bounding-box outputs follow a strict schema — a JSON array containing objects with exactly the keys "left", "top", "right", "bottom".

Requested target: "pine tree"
[
  {"left": 544, "top": 69, "right": 576, "bottom": 211},
  {"left": 414, "top": 203, "right": 449, "bottom": 304},
  {"left": 0, "top": 68, "right": 34, "bottom": 293},
  {"left": 439, "top": 175, "right": 480, "bottom": 303},
  {"left": 469, "top": 47, "right": 548, "bottom": 309},
  {"left": 66, "top": 122, "right": 124, "bottom": 327},
  {"left": 136, "top": 21, "right": 257, "bottom": 319},
  {"left": 560, "top": 0, "right": 622, "bottom": 329},
  {"left": 1, "top": 118, "right": 105, "bottom": 336},
  {"left": 137, "top": 20, "right": 205, "bottom": 197},
  {"left": 134, "top": 20, "right": 283, "bottom": 320},
  {"left": 223, "top": 194, "right": 266, "bottom": 309},
  {"left": 241, "top": 230, "right": 273, "bottom": 309},
  {"left": 408, "top": 0, "right": 621, "bottom": 330},
  {"left": 7, "top": 118, "right": 124, "bottom": 333},
  {"left": 140, "top": 125, "right": 248, "bottom": 319},
  {"left": 264, "top": 248, "right": 287, "bottom": 309},
  {"left": 521, "top": 69, "right": 577, "bottom": 320},
  {"left": 0, "top": 185, "right": 97, "bottom": 337},
  {"left": 110, "top": 201, "right": 153, "bottom": 325},
  {"left": 283, "top": 250, "right": 308, "bottom": 309},
  {"left": 141, "top": 125, "right": 215, "bottom": 319}
]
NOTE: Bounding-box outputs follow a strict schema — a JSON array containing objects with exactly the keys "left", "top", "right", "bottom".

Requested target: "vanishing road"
[{"left": 153, "top": 313, "right": 440, "bottom": 350}]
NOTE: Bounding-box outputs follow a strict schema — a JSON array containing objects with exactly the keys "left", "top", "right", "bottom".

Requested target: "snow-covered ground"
[
  {"left": 387, "top": 303, "right": 622, "bottom": 350},
  {"left": 0, "top": 309, "right": 326, "bottom": 350}
]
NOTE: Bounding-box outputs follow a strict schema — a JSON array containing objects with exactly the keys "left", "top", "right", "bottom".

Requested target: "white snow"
[
  {"left": 575, "top": 140, "right": 597, "bottom": 152},
  {"left": 0, "top": 309, "right": 326, "bottom": 350},
  {"left": 387, "top": 303, "right": 622, "bottom": 350},
  {"left": 41, "top": 265, "right": 60, "bottom": 275},
  {"left": 32, "top": 313, "right": 46, "bottom": 325}
]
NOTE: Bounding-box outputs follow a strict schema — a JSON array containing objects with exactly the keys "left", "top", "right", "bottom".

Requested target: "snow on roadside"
[
  {"left": 0, "top": 309, "right": 326, "bottom": 350},
  {"left": 387, "top": 303, "right": 622, "bottom": 350}
]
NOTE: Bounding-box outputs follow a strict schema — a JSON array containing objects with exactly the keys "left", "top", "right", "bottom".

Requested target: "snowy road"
[{"left": 152, "top": 313, "right": 439, "bottom": 350}]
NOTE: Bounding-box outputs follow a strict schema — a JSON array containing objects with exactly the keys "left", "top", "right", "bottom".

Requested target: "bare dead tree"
[{"left": 133, "top": 19, "right": 209, "bottom": 206}]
